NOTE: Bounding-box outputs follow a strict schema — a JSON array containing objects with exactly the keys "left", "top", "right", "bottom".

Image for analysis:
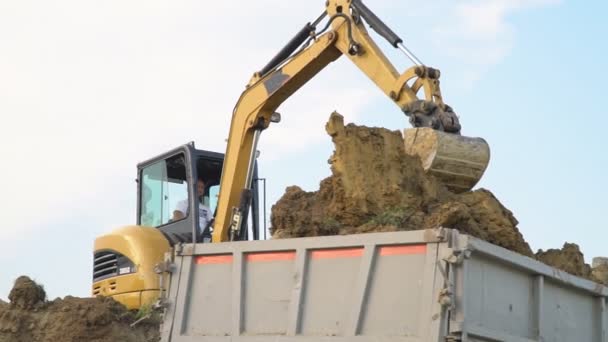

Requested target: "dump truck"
[{"left": 157, "top": 228, "right": 608, "bottom": 342}]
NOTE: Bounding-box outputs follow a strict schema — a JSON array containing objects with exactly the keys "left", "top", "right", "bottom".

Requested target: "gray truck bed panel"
[{"left": 160, "top": 229, "right": 608, "bottom": 342}]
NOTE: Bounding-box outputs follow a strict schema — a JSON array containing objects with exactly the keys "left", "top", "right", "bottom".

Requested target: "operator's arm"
[
  {"left": 212, "top": 0, "right": 461, "bottom": 242},
  {"left": 172, "top": 200, "right": 187, "bottom": 221},
  {"left": 172, "top": 211, "right": 185, "bottom": 221}
]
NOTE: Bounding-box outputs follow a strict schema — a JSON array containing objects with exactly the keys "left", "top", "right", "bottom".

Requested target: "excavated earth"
[
  {"left": 0, "top": 276, "right": 160, "bottom": 342},
  {"left": 271, "top": 112, "right": 605, "bottom": 283},
  {"left": 271, "top": 112, "right": 533, "bottom": 256},
  {"left": 535, "top": 243, "right": 592, "bottom": 278}
]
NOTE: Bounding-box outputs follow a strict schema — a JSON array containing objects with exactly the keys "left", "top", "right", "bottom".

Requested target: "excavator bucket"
[{"left": 404, "top": 128, "right": 490, "bottom": 193}]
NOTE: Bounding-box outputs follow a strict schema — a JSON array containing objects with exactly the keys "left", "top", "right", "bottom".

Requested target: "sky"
[{"left": 0, "top": 0, "right": 606, "bottom": 300}]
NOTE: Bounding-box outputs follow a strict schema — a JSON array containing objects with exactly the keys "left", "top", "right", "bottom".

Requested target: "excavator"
[{"left": 92, "top": 0, "right": 490, "bottom": 310}]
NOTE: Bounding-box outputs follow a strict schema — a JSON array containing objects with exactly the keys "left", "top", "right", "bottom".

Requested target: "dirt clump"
[
  {"left": 8, "top": 276, "right": 46, "bottom": 310},
  {"left": 592, "top": 260, "right": 608, "bottom": 284},
  {"left": 0, "top": 276, "right": 160, "bottom": 342},
  {"left": 271, "top": 112, "right": 533, "bottom": 257},
  {"left": 535, "top": 243, "right": 592, "bottom": 278}
]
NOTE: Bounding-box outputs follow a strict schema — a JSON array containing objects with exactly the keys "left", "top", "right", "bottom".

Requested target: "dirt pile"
[
  {"left": 271, "top": 112, "right": 533, "bottom": 257},
  {"left": 535, "top": 245, "right": 608, "bottom": 285},
  {"left": 271, "top": 113, "right": 605, "bottom": 282},
  {"left": 536, "top": 243, "right": 592, "bottom": 278},
  {"left": 592, "top": 258, "right": 608, "bottom": 284},
  {"left": 8, "top": 276, "right": 46, "bottom": 310},
  {"left": 0, "top": 276, "right": 159, "bottom": 342}
]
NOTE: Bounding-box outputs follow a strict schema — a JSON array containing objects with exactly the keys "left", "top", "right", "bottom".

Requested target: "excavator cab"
[
  {"left": 92, "top": 143, "right": 262, "bottom": 310},
  {"left": 136, "top": 143, "right": 262, "bottom": 244}
]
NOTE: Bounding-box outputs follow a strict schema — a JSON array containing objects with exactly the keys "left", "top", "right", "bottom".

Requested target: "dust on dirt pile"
[
  {"left": 270, "top": 112, "right": 602, "bottom": 281},
  {"left": 0, "top": 276, "right": 159, "bottom": 342}
]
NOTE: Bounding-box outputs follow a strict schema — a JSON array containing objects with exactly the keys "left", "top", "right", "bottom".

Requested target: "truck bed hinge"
[{"left": 442, "top": 248, "right": 471, "bottom": 265}]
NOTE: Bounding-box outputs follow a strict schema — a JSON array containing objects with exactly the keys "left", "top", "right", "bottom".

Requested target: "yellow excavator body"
[{"left": 92, "top": 226, "right": 170, "bottom": 310}]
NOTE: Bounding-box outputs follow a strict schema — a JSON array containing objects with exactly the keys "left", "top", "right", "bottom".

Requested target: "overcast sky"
[{"left": 1, "top": 0, "right": 606, "bottom": 300}]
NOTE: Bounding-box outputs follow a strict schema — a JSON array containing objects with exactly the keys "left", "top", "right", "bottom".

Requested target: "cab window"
[
  {"left": 196, "top": 156, "right": 223, "bottom": 218},
  {"left": 207, "top": 185, "right": 220, "bottom": 215},
  {"left": 140, "top": 154, "right": 188, "bottom": 227}
]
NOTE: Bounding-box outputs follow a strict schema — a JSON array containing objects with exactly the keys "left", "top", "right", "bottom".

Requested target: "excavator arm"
[{"left": 212, "top": 0, "right": 489, "bottom": 243}]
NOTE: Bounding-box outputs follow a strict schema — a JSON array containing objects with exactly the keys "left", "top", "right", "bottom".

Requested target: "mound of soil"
[
  {"left": 8, "top": 276, "right": 46, "bottom": 310},
  {"left": 271, "top": 112, "right": 532, "bottom": 257},
  {"left": 270, "top": 112, "right": 608, "bottom": 283},
  {"left": 535, "top": 244, "right": 608, "bottom": 285},
  {"left": 0, "top": 276, "right": 159, "bottom": 342},
  {"left": 535, "top": 244, "right": 608, "bottom": 286},
  {"left": 592, "top": 260, "right": 608, "bottom": 284},
  {"left": 536, "top": 243, "right": 592, "bottom": 278}
]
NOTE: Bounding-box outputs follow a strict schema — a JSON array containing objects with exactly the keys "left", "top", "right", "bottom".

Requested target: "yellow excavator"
[{"left": 93, "top": 0, "right": 490, "bottom": 310}]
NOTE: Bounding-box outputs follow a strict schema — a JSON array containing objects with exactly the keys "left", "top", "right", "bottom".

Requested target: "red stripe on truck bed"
[
  {"left": 194, "top": 245, "right": 425, "bottom": 264},
  {"left": 311, "top": 248, "right": 364, "bottom": 259},
  {"left": 195, "top": 255, "right": 233, "bottom": 264},
  {"left": 246, "top": 251, "right": 296, "bottom": 262},
  {"left": 379, "top": 244, "right": 427, "bottom": 256}
]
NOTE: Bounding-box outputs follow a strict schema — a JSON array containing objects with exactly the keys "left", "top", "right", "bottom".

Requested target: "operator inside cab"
[
  {"left": 172, "top": 176, "right": 213, "bottom": 236},
  {"left": 138, "top": 151, "right": 223, "bottom": 244}
]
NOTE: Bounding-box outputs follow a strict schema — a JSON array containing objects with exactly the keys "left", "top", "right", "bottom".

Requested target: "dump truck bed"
[{"left": 159, "top": 229, "right": 608, "bottom": 342}]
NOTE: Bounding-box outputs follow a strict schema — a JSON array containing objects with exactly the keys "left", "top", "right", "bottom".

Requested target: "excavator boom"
[{"left": 212, "top": 0, "right": 490, "bottom": 243}]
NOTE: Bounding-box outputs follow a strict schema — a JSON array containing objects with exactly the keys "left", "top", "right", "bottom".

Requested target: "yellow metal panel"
[{"left": 93, "top": 225, "right": 170, "bottom": 309}]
